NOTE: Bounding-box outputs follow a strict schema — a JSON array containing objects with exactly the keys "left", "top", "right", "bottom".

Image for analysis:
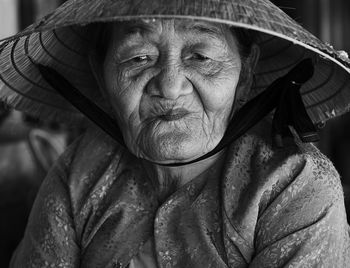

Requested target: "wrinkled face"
[{"left": 102, "top": 19, "right": 244, "bottom": 163}]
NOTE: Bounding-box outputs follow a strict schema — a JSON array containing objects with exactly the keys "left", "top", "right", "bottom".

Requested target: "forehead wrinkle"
[
  {"left": 119, "top": 19, "right": 227, "bottom": 40},
  {"left": 111, "top": 19, "right": 235, "bottom": 57},
  {"left": 121, "top": 19, "right": 161, "bottom": 37},
  {"left": 176, "top": 21, "right": 228, "bottom": 42}
]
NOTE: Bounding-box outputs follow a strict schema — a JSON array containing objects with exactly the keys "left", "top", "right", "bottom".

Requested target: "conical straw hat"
[{"left": 0, "top": 0, "right": 350, "bottom": 125}]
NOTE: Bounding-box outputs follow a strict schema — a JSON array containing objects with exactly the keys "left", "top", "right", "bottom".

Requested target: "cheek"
[
  {"left": 103, "top": 59, "right": 161, "bottom": 143},
  {"left": 103, "top": 61, "right": 142, "bottom": 131},
  {"left": 191, "top": 64, "right": 240, "bottom": 117}
]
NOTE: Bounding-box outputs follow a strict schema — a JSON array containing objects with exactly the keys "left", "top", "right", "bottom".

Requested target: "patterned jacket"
[{"left": 10, "top": 121, "right": 350, "bottom": 268}]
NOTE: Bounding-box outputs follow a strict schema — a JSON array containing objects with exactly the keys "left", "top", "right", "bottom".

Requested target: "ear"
[
  {"left": 88, "top": 51, "right": 114, "bottom": 113},
  {"left": 89, "top": 51, "right": 104, "bottom": 90},
  {"left": 248, "top": 44, "right": 260, "bottom": 72},
  {"left": 240, "top": 44, "right": 260, "bottom": 89},
  {"left": 233, "top": 44, "right": 260, "bottom": 112}
]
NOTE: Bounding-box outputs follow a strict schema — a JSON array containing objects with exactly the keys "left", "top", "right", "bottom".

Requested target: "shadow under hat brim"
[{"left": 0, "top": 0, "right": 350, "bottom": 125}]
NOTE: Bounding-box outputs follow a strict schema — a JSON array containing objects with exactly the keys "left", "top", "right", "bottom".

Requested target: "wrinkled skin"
[{"left": 102, "top": 19, "right": 252, "bottom": 164}]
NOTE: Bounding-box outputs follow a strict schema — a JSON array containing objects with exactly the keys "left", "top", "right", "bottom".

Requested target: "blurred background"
[{"left": 0, "top": 0, "right": 349, "bottom": 267}]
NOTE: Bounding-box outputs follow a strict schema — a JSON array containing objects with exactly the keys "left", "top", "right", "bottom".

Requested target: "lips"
[{"left": 158, "top": 108, "right": 190, "bottom": 121}]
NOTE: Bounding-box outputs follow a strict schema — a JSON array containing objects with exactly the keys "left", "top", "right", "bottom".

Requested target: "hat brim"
[{"left": 0, "top": 0, "right": 350, "bottom": 125}]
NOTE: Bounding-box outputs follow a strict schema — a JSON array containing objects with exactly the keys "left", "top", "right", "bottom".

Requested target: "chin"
[
  {"left": 142, "top": 133, "right": 207, "bottom": 163},
  {"left": 133, "top": 125, "right": 222, "bottom": 163}
]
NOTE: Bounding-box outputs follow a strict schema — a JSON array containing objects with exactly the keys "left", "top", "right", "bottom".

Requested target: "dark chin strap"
[{"left": 36, "top": 58, "right": 318, "bottom": 167}]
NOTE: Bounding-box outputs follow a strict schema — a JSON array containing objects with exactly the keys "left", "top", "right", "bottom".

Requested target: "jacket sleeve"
[
  {"left": 10, "top": 140, "right": 80, "bottom": 268},
  {"left": 250, "top": 149, "right": 350, "bottom": 268}
]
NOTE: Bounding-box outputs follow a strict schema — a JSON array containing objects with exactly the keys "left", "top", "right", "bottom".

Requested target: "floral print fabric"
[{"left": 10, "top": 121, "right": 350, "bottom": 267}]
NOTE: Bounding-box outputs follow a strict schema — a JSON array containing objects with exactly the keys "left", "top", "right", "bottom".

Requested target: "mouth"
[{"left": 158, "top": 109, "right": 190, "bottom": 121}]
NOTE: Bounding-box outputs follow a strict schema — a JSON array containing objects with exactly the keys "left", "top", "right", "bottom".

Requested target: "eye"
[
  {"left": 191, "top": 53, "right": 211, "bottom": 62},
  {"left": 130, "top": 55, "right": 150, "bottom": 63}
]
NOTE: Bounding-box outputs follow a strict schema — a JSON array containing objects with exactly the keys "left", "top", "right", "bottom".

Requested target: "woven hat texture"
[{"left": 0, "top": 0, "right": 350, "bottom": 124}]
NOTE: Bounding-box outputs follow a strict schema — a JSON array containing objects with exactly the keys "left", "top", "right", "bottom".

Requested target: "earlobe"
[
  {"left": 248, "top": 44, "right": 261, "bottom": 72},
  {"left": 244, "top": 43, "right": 260, "bottom": 86},
  {"left": 89, "top": 51, "right": 106, "bottom": 92},
  {"left": 88, "top": 52, "right": 114, "bottom": 113},
  {"left": 231, "top": 44, "right": 260, "bottom": 115},
  {"left": 241, "top": 43, "right": 260, "bottom": 91}
]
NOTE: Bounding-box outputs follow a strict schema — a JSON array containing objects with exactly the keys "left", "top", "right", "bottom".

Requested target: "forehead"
[{"left": 114, "top": 19, "right": 231, "bottom": 41}]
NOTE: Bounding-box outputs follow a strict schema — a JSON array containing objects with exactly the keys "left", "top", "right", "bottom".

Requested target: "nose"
[{"left": 148, "top": 63, "right": 193, "bottom": 99}]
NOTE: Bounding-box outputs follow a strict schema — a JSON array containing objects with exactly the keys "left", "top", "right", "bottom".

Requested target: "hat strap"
[
  {"left": 36, "top": 64, "right": 126, "bottom": 147},
  {"left": 36, "top": 59, "right": 317, "bottom": 167}
]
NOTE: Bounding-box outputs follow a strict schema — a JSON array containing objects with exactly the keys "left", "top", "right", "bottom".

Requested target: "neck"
[{"left": 141, "top": 150, "right": 226, "bottom": 202}]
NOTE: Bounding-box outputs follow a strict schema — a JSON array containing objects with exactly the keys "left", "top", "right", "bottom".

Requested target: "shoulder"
[
  {"left": 222, "top": 119, "right": 345, "bottom": 224},
  {"left": 53, "top": 125, "right": 126, "bottom": 180},
  {"left": 225, "top": 119, "right": 341, "bottom": 193},
  {"left": 45, "top": 126, "right": 143, "bottom": 211},
  {"left": 296, "top": 142, "right": 342, "bottom": 200},
  {"left": 222, "top": 121, "right": 349, "bottom": 259}
]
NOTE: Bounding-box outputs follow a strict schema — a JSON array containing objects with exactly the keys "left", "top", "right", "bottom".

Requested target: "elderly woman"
[{"left": 1, "top": 0, "right": 350, "bottom": 267}]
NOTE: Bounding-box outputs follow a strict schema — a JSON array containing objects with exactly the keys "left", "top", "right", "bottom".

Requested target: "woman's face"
[{"left": 103, "top": 19, "right": 244, "bottom": 163}]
